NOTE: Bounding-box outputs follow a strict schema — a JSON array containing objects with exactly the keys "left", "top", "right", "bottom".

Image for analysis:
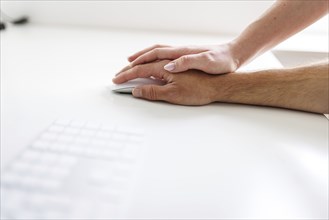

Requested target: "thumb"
[
  {"left": 163, "top": 54, "right": 204, "bottom": 73},
  {"left": 132, "top": 85, "right": 168, "bottom": 101}
]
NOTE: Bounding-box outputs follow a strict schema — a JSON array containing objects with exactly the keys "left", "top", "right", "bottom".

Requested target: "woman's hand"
[{"left": 126, "top": 43, "right": 240, "bottom": 74}]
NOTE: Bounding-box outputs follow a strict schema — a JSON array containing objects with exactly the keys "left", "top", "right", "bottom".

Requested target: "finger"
[
  {"left": 115, "top": 64, "right": 132, "bottom": 76},
  {"left": 127, "top": 44, "right": 169, "bottom": 62},
  {"left": 132, "top": 84, "right": 170, "bottom": 101},
  {"left": 130, "top": 47, "right": 202, "bottom": 67},
  {"left": 112, "top": 61, "right": 171, "bottom": 84},
  {"left": 131, "top": 46, "right": 209, "bottom": 67},
  {"left": 130, "top": 48, "right": 179, "bottom": 67},
  {"left": 163, "top": 53, "right": 206, "bottom": 73}
]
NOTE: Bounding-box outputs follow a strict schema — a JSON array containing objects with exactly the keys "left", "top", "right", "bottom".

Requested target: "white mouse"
[{"left": 111, "top": 78, "right": 166, "bottom": 93}]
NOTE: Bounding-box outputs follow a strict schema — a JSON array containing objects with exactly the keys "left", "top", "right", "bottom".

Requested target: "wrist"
[
  {"left": 208, "top": 73, "right": 239, "bottom": 103},
  {"left": 209, "top": 71, "right": 263, "bottom": 104},
  {"left": 228, "top": 22, "right": 267, "bottom": 69},
  {"left": 227, "top": 40, "right": 244, "bottom": 69}
]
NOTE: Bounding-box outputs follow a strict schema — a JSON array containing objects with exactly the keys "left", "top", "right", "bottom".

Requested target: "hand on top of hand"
[
  {"left": 123, "top": 43, "right": 240, "bottom": 75},
  {"left": 112, "top": 60, "right": 221, "bottom": 105},
  {"left": 112, "top": 42, "right": 239, "bottom": 105}
]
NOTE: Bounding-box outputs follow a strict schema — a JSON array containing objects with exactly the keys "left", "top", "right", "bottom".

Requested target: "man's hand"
[
  {"left": 125, "top": 44, "right": 239, "bottom": 74},
  {"left": 113, "top": 60, "right": 329, "bottom": 114},
  {"left": 113, "top": 60, "right": 218, "bottom": 105}
]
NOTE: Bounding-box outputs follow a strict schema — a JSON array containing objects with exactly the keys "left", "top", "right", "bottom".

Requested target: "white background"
[{"left": 1, "top": 0, "right": 328, "bottom": 36}]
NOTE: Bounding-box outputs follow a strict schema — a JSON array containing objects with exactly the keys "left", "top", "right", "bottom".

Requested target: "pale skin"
[{"left": 113, "top": 0, "right": 329, "bottom": 114}]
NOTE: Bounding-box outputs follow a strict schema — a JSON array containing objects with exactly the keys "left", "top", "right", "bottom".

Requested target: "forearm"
[
  {"left": 230, "top": 0, "right": 329, "bottom": 68},
  {"left": 212, "top": 62, "right": 329, "bottom": 114}
]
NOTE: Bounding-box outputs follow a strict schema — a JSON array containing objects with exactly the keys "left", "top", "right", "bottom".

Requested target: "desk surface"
[{"left": 1, "top": 25, "right": 328, "bottom": 219}]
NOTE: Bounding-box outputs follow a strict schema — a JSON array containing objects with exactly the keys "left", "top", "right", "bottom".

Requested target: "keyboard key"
[
  {"left": 102, "top": 150, "right": 120, "bottom": 160},
  {"left": 39, "top": 152, "right": 59, "bottom": 164},
  {"left": 91, "top": 138, "right": 108, "bottom": 147},
  {"left": 68, "top": 145, "right": 85, "bottom": 154},
  {"left": 64, "top": 127, "right": 80, "bottom": 135},
  {"left": 10, "top": 161, "right": 31, "bottom": 173},
  {"left": 95, "top": 130, "right": 112, "bottom": 139},
  {"left": 87, "top": 170, "right": 113, "bottom": 186},
  {"left": 101, "top": 124, "right": 115, "bottom": 132},
  {"left": 80, "top": 128, "right": 96, "bottom": 137},
  {"left": 70, "top": 120, "right": 85, "bottom": 128},
  {"left": 75, "top": 136, "right": 90, "bottom": 145},
  {"left": 48, "top": 142, "right": 67, "bottom": 152},
  {"left": 54, "top": 119, "right": 70, "bottom": 126},
  {"left": 106, "top": 141, "right": 125, "bottom": 150},
  {"left": 39, "top": 179, "right": 62, "bottom": 190},
  {"left": 48, "top": 124, "right": 65, "bottom": 133},
  {"left": 112, "top": 132, "right": 127, "bottom": 141},
  {"left": 84, "top": 148, "right": 102, "bottom": 158},
  {"left": 20, "top": 150, "right": 42, "bottom": 162},
  {"left": 57, "top": 155, "right": 78, "bottom": 166},
  {"left": 57, "top": 134, "right": 74, "bottom": 143},
  {"left": 28, "top": 164, "right": 49, "bottom": 176},
  {"left": 20, "top": 176, "right": 42, "bottom": 188},
  {"left": 85, "top": 121, "right": 101, "bottom": 129},
  {"left": 31, "top": 140, "right": 50, "bottom": 150}
]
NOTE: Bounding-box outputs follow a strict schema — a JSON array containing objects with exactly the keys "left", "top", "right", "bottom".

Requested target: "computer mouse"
[{"left": 111, "top": 78, "right": 166, "bottom": 93}]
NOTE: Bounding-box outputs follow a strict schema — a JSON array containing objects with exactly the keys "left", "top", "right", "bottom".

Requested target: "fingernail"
[
  {"left": 164, "top": 62, "right": 175, "bottom": 71},
  {"left": 132, "top": 88, "right": 142, "bottom": 97}
]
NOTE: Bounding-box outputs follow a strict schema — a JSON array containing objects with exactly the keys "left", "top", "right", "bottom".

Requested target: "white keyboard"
[{"left": 1, "top": 120, "right": 144, "bottom": 219}]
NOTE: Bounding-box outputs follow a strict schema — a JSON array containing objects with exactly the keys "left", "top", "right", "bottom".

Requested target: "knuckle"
[
  {"left": 162, "top": 72, "right": 171, "bottom": 81},
  {"left": 169, "top": 88, "right": 178, "bottom": 98},
  {"left": 147, "top": 86, "right": 158, "bottom": 100},
  {"left": 167, "top": 88, "right": 181, "bottom": 103},
  {"left": 203, "top": 52, "right": 212, "bottom": 60},
  {"left": 133, "top": 57, "right": 142, "bottom": 65},
  {"left": 133, "top": 66, "right": 142, "bottom": 77},
  {"left": 153, "top": 44, "right": 163, "bottom": 48},
  {"left": 121, "top": 73, "right": 128, "bottom": 82},
  {"left": 207, "top": 50, "right": 217, "bottom": 57},
  {"left": 152, "top": 48, "right": 160, "bottom": 56},
  {"left": 133, "top": 65, "right": 140, "bottom": 72},
  {"left": 185, "top": 46, "right": 195, "bottom": 52},
  {"left": 154, "top": 43, "right": 170, "bottom": 48},
  {"left": 203, "top": 52, "right": 216, "bottom": 64},
  {"left": 179, "top": 56, "right": 189, "bottom": 65}
]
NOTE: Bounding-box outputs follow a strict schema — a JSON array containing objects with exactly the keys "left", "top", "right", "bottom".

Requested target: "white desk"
[{"left": 1, "top": 25, "right": 328, "bottom": 219}]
